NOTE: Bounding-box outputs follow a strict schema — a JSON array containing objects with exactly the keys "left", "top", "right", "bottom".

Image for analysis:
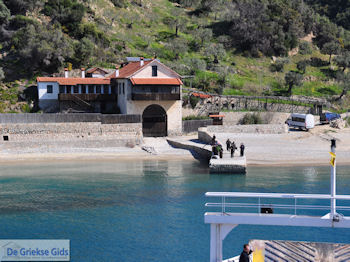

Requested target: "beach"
[{"left": 1, "top": 125, "right": 349, "bottom": 166}]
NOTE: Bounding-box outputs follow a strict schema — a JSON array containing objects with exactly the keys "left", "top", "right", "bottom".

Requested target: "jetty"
[{"left": 167, "top": 134, "right": 247, "bottom": 174}]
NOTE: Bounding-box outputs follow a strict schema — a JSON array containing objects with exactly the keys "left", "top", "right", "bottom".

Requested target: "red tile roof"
[
  {"left": 36, "top": 77, "right": 110, "bottom": 85},
  {"left": 192, "top": 92, "right": 212, "bottom": 99},
  {"left": 86, "top": 67, "right": 108, "bottom": 74},
  {"left": 115, "top": 61, "right": 153, "bottom": 78},
  {"left": 130, "top": 78, "right": 183, "bottom": 85},
  {"left": 209, "top": 115, "right": 225, "bottom": 118}
]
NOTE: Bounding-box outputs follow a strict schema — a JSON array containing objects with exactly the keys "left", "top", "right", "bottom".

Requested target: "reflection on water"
[{"left": 0, "top": 161, "right": 349, "bottom": 261}]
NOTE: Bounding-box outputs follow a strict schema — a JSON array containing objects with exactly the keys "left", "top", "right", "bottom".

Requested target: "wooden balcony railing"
[
  {"left": 132, "top": 93, "right": 180, "bottom": 101},
  {"left": 59, "top": 94, "right": 117, "bottom": 101}
]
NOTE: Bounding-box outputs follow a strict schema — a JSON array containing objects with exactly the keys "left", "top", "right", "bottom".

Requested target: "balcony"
[
  {"left": 58, "top": 94, "right": 117, "bottom": 101},
  {"left": 132, "top": 93, "right": 180, "bottom": 101}
]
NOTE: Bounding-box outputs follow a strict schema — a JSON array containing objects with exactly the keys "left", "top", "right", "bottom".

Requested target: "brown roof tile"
[
  {"left": 116, "top": 61, "right": 153, "bottom": 78},
  {"left": 37, "top": 77, "right": 110, "bottom": 85}
]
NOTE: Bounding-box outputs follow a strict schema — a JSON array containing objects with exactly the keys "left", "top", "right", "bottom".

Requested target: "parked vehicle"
[
  {"left": 320, "top": 112, "right": 341, "bottom": 124},
  {"left": 286, "top": 113, "right": 315, "bottom": 131}
]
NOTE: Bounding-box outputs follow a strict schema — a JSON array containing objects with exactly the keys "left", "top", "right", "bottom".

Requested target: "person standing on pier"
[
  {"left": 226, "top": 139, "right": 231, "bottom": 151},
  {"left": 211, "top": 135, "right": 216, "bottom": 146},
  {"left": 230, "top": 142, "right": 237, "bottom": 158},
  {"left": 240, "top": 143, "right": 245, "bottom": 157},
  {"left": 239, "top": 244, "right": 253, "bottom": 262}
]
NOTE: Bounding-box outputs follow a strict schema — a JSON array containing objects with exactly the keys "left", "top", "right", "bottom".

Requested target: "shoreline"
[{"left": 0, "top": 150, "right": 349, "bottom": 167}]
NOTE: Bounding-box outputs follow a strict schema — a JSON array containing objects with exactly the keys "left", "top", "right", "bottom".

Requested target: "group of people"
[
  {"left": 226, "top": 138, "right": 245, "bottom": 158},
  {"left": 210, "top": 135, "right": 245, "bottom": 158}
]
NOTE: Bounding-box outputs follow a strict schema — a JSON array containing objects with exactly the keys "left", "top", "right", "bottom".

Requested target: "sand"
[{"left": 0, "top": 126, "right": 349, "bottom": 167}]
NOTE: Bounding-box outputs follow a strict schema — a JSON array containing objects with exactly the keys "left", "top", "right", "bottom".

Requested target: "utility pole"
[{"left": 330, "top": 139, "right": 337, "bottom": 220}]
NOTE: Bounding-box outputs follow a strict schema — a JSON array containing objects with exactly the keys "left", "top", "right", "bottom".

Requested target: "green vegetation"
[
  {"left": 239, "top": 113, "right": 263, "bottom": 125},
  {"left": 0, "top": 0, "right": 350, "bottom": 111}
]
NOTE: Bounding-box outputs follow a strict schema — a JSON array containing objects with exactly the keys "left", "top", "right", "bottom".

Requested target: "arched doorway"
[{"left": 142, "top": 104, "right": 167, "bottom": 137}]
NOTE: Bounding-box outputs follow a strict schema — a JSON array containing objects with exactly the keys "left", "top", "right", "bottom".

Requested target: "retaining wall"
[
  {"left": 0, "top": 113, "right": 141, "bottom": 124},
  {"left": 207, "top": 124, "right": 288, "bottom": 134},
  {"left": 182, "top": 119, "right": 213, "bottom": 133},
  {"left": 0, "top": 122, "right": 143, "bottom": 145},
  {"left": 167, "top": 139, "right": 212, "bottom": 162},
  {"left": 198, "top": 124, "right": 288, "bottom": 144}
]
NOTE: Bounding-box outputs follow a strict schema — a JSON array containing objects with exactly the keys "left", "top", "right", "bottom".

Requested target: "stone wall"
[
  {"left": 0, "top": 122, "right": 143, "bottom": 145},
  {"left": 182, "top": 119, "right": 213, "bottom": 133},
  {"left": 198, "top": 124, "right": 288, "bottom": 143},
  {"left": 222, "top": 112, "right": 290, "bottom": 125},
  {"left": 0, "top": 113, "right": 141, "bottom": 124},
  {"left": 207, "top": 124, "right": 288, "bottom": 134}
]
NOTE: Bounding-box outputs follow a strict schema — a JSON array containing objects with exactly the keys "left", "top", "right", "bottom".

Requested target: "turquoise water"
[{"left": 0, "top": 160, "right": 350, "bottom": 261}]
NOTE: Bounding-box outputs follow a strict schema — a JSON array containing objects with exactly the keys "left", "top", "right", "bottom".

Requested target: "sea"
[{"left": 0, "top": 160, "right": 349, "bottom": 261}]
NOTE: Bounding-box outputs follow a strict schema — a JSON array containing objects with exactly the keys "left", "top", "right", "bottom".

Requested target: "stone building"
[{"left": 36, "top": 58, "right": 183, "bottom": 136}]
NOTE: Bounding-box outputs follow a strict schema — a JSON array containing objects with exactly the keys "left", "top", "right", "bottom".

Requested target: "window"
[
  {"left": 88, "top": 85, "right": 94, "bottom": 94},
  {"left": 81, "top": 85, "right": 86, "bottom": 94},
  {"left": 59, "top": 86, "right": 65, "bottom": 94},
  {"left": 122, "top": 83, "right": 125, "bottom": 94},
  {"left": 103, "top": 85, "right": 109, "bottom": 94},
  {"left": 47, "top": 85, "right": 53, "bottom": 93},
  {"left": 292, "top": 117, "right": 305, "bottom": 123},
  {"left": 118, "top": 83, "right": 121, "bottom": 94},
  {"left": 152, "top": 66, "right": 158, "bottom": 77},
  {"left": 66, "top": 85, "right": 72, "bottom": 94},
  {"left": 96, "top": 85, "right": 101, "bottom": 94},
  {"left": 74, "top": 85, "right": 79, "bottom": 93}
]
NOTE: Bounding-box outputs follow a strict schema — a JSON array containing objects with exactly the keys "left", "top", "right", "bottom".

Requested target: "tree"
[
  {"left": 0, "top": 0, "right": 10, "bottom": 25},
  {"left": 9, "top": 23, "right": 74, "bottom": 76},
  {"left": 335, "top": 72, "right": 350, "bottom": 101},
  {"left": 334, "top": 51, "right": 350, "bottom": 72},
  {"left": 0, "top": 67, "right": 4, "bottom": 81},
  {"left": 285, "top": 71, "right": 303, "bottom": 96},
  {"left": 3, "top": 0, "right": 41, "bottom": 15},
  {"left": 297, "top": 60, "right": 308, "bottom": 74},
  {"left": 42, "top": 0, "right": 85, "bottom": 36},
  {"left": 193, "top": 27, "right": 212, "bottom": 47},
  {"left": 204, "top": 43, "right": 226, "bottom": 63},
  {"left": 73, "top": 37, "right": 94, "bottom": 66},
  {"left": 163, "top": 8, "right": 186, "bottom": 37},
  {"left": 321, "top": 41, "right": 341, "bottom": 64}
]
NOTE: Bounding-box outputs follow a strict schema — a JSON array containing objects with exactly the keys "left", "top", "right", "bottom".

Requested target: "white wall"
[
  {"left": 126, "top": 100, "right": 182, "bottom": 135},
  {"left": 38, "top": 82, "right": 59, "bottom": 100},
  {"left": 133, "top": 61, "right": 179, "bottom": 79}
]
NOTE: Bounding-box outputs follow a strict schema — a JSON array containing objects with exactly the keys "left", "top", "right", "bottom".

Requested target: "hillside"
[{"left": 0, "top": 0, "right": 350, "bottom": 113}]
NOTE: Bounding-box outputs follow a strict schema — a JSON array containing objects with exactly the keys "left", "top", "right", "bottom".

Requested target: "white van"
[{"left": 286, "top": 113, "right": 315, "bottom": 131}]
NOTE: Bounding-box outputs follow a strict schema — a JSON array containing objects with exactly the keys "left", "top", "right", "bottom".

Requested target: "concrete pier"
[
  {"left": 209, "top": 156, "right": 246, "bottom": 174},
  {"left": 167, "top": 138, "right": 247, "bottom": 174}
]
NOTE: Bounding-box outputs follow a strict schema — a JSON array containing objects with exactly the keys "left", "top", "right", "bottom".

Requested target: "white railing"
[{"left": 205, "top": 192, "right": 350, "bottom": 216}]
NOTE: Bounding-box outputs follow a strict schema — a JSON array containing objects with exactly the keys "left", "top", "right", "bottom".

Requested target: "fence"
[
  {"left": 182, "top": 119, "right": 213, "bottom": 133},
  {"left": 0, "top": 113, "right": 141, "bottom": 124}
]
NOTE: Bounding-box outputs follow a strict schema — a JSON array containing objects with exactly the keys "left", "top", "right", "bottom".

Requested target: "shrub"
[
  {"left": 297, "top": 60, "right": 308, "bottom": 73},
  {"left": 189, "top": 95, "right": 200, "bottom": 109},
  {"left": 270, "top": 58, "right": 289, "bottom": 72},
  {"left": 310, "top": 57, "right": 329, "bottom": 67},
  {"left": 299, "top": 41, "right": 312, "bottom": 55},
  {"left": 239, "top": 113, "right": 263, "bottom": 125}
]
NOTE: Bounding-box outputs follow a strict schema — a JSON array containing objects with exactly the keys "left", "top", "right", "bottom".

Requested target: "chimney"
[
  {"left": 81, "top": 68, "right": 85, "bottom": 78},
  {"left": 115, "top": 66, "right": 120, "bottom": 77},
  {"left": 64, "top": 68, "right": 69, "bottom": 78},
  {"left": 140, "top": 57, "right": 144, "bottom": 67}
]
